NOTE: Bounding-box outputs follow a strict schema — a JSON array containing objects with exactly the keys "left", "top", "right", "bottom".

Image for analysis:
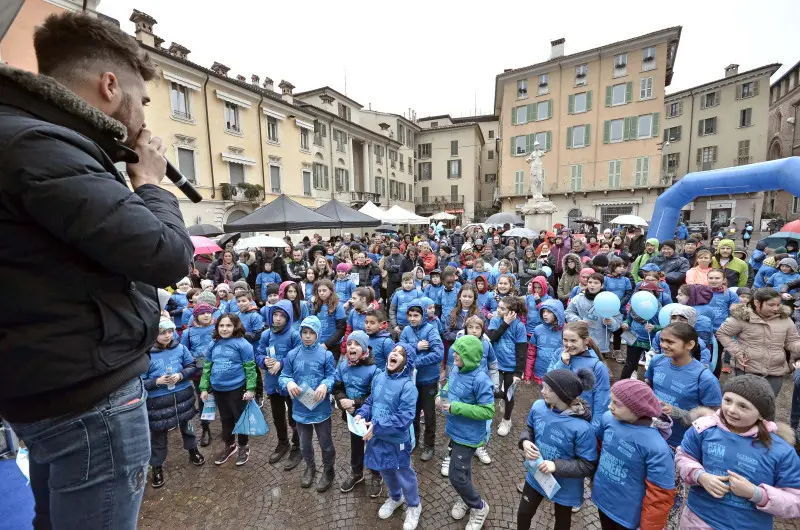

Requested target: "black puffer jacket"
[
  {"left": 0, "top": 66, "right": 193, "bottom": 422},
  {"left": 145, "top": 386, "right": 197, "bottom": 432}
]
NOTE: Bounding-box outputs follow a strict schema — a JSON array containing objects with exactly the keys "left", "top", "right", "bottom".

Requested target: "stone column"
[{"left": 363, "top": 141, "right": 371, "bottom": 193}]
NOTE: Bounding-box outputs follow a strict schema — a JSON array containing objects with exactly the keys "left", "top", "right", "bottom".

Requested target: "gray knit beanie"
[
  {"left": 723, "top": 375, "right": 775, "bottom": 421},
  {"left": 669, "top": 305, "right": 698, "bottom": 326},
  {"left": 543, "top": 369, "right": 595, "bottom": 405}
]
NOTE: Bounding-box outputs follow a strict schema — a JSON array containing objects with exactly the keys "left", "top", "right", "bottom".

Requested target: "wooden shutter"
[
  {"left": 700, "top": 96, "right": 706, "bottom": 110},
  {"left": 511, "top": 107, "right": 517, "bottom": 125},
  {"left": 735, "top": 85, "right": 741, "bottom": 100},
  {"left": 678, "top": 101, "right": 683, "bottom": 116},
  {"left": 586, "top": 90, "right": 592, "bottom": 111},
  {"left": 623, "top": 117, "right": 631, "bottom": 141},
  {"left": 696, "top": 148, "right": 702, "bottom": 165},
  {"left": 510, "top": 136, "right": 515, "bottom": 156},
  {"left": 662, "top": 154, "right": 668, "bottom": 172},
  {"left": 566, "top": 127, "right": 573, "bottom": 148},
  {"left": 526, "top": 134, "right": 533, "bottom": 153},
  {"left": 529, "top": 103, "right": 538, "bottom": 121},
  {"left": 626, "top": 81, "right": 633, "bottom": 103},
  {"left": 716, "top": 90, "right": 721, "bottom": 105},
  {"left": 584, "top": 124, "right": 591, "bottom": 147},
  {"left": 547, "top": 100, "right": 553, "bottom": 119},
  {"left": 754, "top": 80, "right": 760, "bottom": 96},
  {"left": 324, "top": 165, "right": 329, "bottom": 189},
  {"left": 604, "top": 121, "right": 610, "bottom": 144},
  {"left": 605, "top": 86, "right": 612, "bottom": 107},
  {"left": 568, "top": 95, "right": 574, "bottom": 115},
  {"left": 698, "top": 119, "right": 704, "bottom": 136},
  {"left": 712, "top": 146, "right": 718, "bottom": 163},
  {"left": 545, "top": 131, "right": 552, "bottom": 151},
  {"left": 651, "top": 112, "right": 660, "bottom": 137}
]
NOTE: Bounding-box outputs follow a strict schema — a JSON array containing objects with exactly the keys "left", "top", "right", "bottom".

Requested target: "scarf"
[{"left": 584, "top": 289, "right": 600, "bottom": 301}]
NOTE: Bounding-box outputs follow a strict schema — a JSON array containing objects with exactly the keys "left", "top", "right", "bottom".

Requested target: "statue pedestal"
[{"left": 521, "top": 197, "right": 558, "bottom": 232}]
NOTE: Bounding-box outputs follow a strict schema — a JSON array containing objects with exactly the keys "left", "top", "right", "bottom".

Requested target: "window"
[
  {"left": 570, "top": 164, "right": 583, "bottom": 191},
  {"left": 534, "top": 132, "right": 548, "bottom": 150},
  {"left": 398, "top": 124, "right": 406, "bottom": 145},
  {"left": 514, "top": 170, "right": 525, "bottom": 195},
  {"left": 536, "top": 100, "right": 551, "bottom": 120},
  {"left": 300, "top": 128, "right": 309, "bottom": 150},
  {"left": 793, "top": 196, "right": 800, "bottom": 214},
  {"left": 702, "top": 92, "right": 718, "bottom": 109},
  {"left": 575, "top": 64, "right": 588, "bottom": 86},
  {"left": 634, "top": 156, "right": 649, "bottom": 186},
  {"left": 389, "top": 150, "right": 397, "bottom": 168},
  {"left": 313, "top": 121, "right": 326, "bottom": 146},
  {"left": 312, "top": 162, "right": 329, "bottom": 189},
  {"left": 485, "top": 173, "right": 497, "bottom": 183},
  {"left": 418, "top": 143, "right": 431, "bottom": 159},
  {"left": 389, "top": 179, "right": 398, "bottom": 199},
  {"left": 374, "top": 144, "right": 385, "bottom": 164},
  {"left": 697, "top": 146, "right": 717, "bottom": 170},
  {"left": 515, "top": 135, "right": 526, "bottom": 155},
  {"left": 642, "top": 47, "right": 656, "bottom": 71},
  {"left": 170, "top": 82, "right": 191, "bottom": 119},
  {"left": 420, "top": 186, "right": 429, "bottom": 202},
  {"left": 399, "top": 182, "right": 407, "bottom": 201},
  {"left": 450, "top": 140, "right": 458, "bottom": 156},
  {"left": 698, "top": 117, "right": 717, "bottom": 136},
  {"left": 267, "top": 116, "right": 279, "bottom": 143},
  {"left": 335, "top": 168, "right": 350, "bottom": 191},
  {"left": 228, "top": 162, "right": 245, "bottom": 185},
  {"left": 614, "top": 53, "right": 627, "bottom": 77},
  {"left": 637, "top": 114, "right": 653, "bottom": 139},
  {"left": 664, "top": 153, "right": 680, "bottom": 174},
  {"left": 337, "top": 103, "right": 351, "bottom": 120},
  {"left": 408, "top": 183, "right": 413, "bottom": 200},
  {"left": 302, "top": 170, "right": 311, "bottom": 196},
  {"left": 667, "top": 102, "right": 681, "bottom": 118},
  {"left": 488, "top": 150, "right": 494, "bottom": 160},
  {"left": 488, "top": 130, "right": 495, "bottom": 139},
  {"left": 569, "top": 125, "right": 589, "bottom": 148},
  {"left": 447, "top": 159, "right": 461, "bottom": 178},
  {"left": 375, "top": 176, "right": 385, "bottom": 196},
  {"left": 269, "top": 165, "right": 281, "bottom": 193},
  {"left": 224, "top": 102, "right": 240, "bottom": 133},
  {"left": 640, "top": 77, "right": 653, "bottom": 100},
  {"left": 177, "top": 148, "right": 196, "bottom": 183},
  {"left": 609, "top": 119, "right": 624, "bottom": 143},
  {"left": 450, "top": 185, "right": 459, "bottom": 201},
  {"left": 737, "top": 140, "right": 751, "bottom": 165},
  {"left": 431, "top": 121, "right": 439, "bottom": 128},
  {"left": 739, "top": 81, "right": 757, "bottom": 99},
  {"left": 611, "top": 83, "right": 628, "bottom": 106},
  {"left": 418, "top": 162, "right": 432, "bottom": 180},
  {"left": 409, "top": 156, "right": 414, "bottom": 175},
  {"left": 538, "top": 73, "right": 549, "bottom": 95},
  {"left": 608, "top": 160, "right": 621, "bottom": 188},
  {"left": 517, "top": 79, "right": 528, "bottom": 98},
  {"left": 664, "top": 125, "right": 681, "bottom": 142},
  {"left": 334, "top": 129, "right": 347, "bottom": 152},
  {"left": 740, "top": 108, "right": 752, "bottom": 127},
  {"left": 572, "top": 91, "right": 589, "bottom": 113},
  {"left": 516, "top": 105, "right": 528, "bottom": 124}
]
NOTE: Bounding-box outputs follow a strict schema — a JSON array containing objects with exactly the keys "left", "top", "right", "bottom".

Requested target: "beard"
[{"left": 110, "top": 91, "right": 136, "bottom": 146}]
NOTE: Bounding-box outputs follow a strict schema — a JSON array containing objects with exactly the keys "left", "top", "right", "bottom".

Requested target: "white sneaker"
[
  {"left": 378, "top": 495, "right": 405, "bottom": 519},
  {"left": 441, "top": 455, "right": 451, "bottom": 477},
  {"left": 451, "top": 498, "right": 468, "bottom": 520},
  {"left": 630, "top": 370, "right": 639, "bottom": 380},
  {"left": 403, "top": 503, "right": 422, "bottom": 530},
  {"left": 475, "top": 446, "right": 491, "bottom": 465},
  {"left": 572, "top": 503, "right": 582, "bottom": 513},
  {"left": 497, "top": 419, "right": 512, "bottom": 437},
  {"left": 466, "top": 501, "right": 490, "bottom": 530}
]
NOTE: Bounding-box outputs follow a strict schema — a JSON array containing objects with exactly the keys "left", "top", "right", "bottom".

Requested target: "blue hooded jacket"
[
  {"left": 754, "top": 264, "right": 777, "bottom": 288},
  {"left": 238, "top": 306, "right": 265, "bottom": 345},
  {"left": 142, "top": 342, "right": 195, "bottom": 399},
  {"left": 278, "top": 316, "right": 336, "bottom": 424},
  {"left": 530, "top": 299, "right": 566, "bottom": 379},
  {"left": 255, "top": 300, "right": 301, "bottom": 396},
  {"left": 390, "top": 286, "right": 421, "bottom": 327},
  {"left": 334, "top": 331, "right": 378, "bottom": 401},
  {"left": 179, "top": 321, "right": 215, "bottom": 365},
  {"left": 437, "top": 281, "right": 462, "bottom": 321},
  {"left": 705, "top": 289, "right": 739, "bottom": 328},
  {"left": 334, "top": 277, "right": 357, "bottom": 301},
  {"left": 400, "top": 299, "right": 444, "bottom": 385},
  {"left": 551, "top": 349, "right": 611, "bottom": 428},
  {"left": 525, "top": 276, "right": 552, "bottom": 334},
  {"left": 357, "top": 342, "right": 419, "bottom": 471},
  {"left": 369, "top": 328, "right": 395, "bottom": 371},
  {"left": 488, "top": 312, "right": 528, "bottom": 374},
  {"left": 442, "top": 336, "right": 494, "bottom": 447}
]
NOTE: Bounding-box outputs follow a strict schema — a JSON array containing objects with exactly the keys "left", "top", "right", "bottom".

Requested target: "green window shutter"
[
  {"left": 623, "top": 117, "right": 631, "bottom": 141},
  {"left": 626, "top": 81, "right": 633, "bottom": 103},
  {"left": 630, "top": 116, "right": 639, "bottom": 139},
  {"left": 603, "top": 120, "right": 610, "bottom": 144},
  {"left": 545, "top": 131, "right": 552, "bottom": 151},
  {"left": 605, "top": 86, "right": 612, "bottom": 107},
  {"left": 510, "top": 136, "right": 515, "bottom": 156},
  {"left": 568, "top": 95, "right": 574, "bottom": 114},
  {"left": 511, "top": 107, "right": 517, "bottom": 126},
  {"left": 547, "top": 100, "right": 553, "bottom": 119},
  {"left": 566, "top": 127, "right": 573, "bottom": 149},
  {"left": 584, "top": 124, "right": 591, "bottom": 147},
  {"left": 526, "top": 133, "right": 533, "bottom": 153},
  {"left": 529, "top": 103, "right": 537, "bottom": 122},
  {"left": 586, "top": 90, "right": 592, "bottom": 111},
  {"left": 651, "top": 112, "right": 660, "bottom": 137}
]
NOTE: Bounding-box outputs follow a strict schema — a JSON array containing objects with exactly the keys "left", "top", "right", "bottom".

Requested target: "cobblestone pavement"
[{"left": 139, "top": 361, "right": 797, "bottom": 530}]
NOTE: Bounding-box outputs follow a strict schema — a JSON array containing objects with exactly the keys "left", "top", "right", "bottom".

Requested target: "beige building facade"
[
  {"left": 495, "top": 29, "right": 681, "bottom": 229},
  {"left": 662, "top": 63, "right": 779, "bottom": 227},
  {"left": 764, "top": 60, "right": 800, "bottom": 220}
]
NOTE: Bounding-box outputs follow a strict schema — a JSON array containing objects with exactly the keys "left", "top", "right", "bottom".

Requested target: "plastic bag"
[
  {"left": 16, "top": 447, "right": 30, "bottom": 484},
  {"left": 200, "top": 395, "right": 217, "bottom": 421},
  {"left": 233, "top": 400, "right": 269, "bottom": 436}
]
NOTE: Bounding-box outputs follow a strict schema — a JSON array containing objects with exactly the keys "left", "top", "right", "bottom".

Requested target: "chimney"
[
  {"left": 503, "top": 68, "right": 512, "bottom": 73},
  {"left": 379, "top": 122, "right": 391, "bottom": 136},
  {"left": 236, "top": 74, "right": 246, "bottom": 82},
  {"left": 251, "top": 74, "right": 260, "bottom": 86},
  {"left": 153, "top": 35, "right": 164, "bottom": 48},
  {"left": 279, "top": 80, "right": 295, "bottom": 104},
  {"left": 550, "top": 38, "right": 565, "bottom": 59},
  {"left": 262, "top": 77, "right": 274, "bottom": 92},
  {"left": 167, "top": 42, "right": 190, "bottom": 60},
  {"left": 725, "top": 64, "right": 739, "bottom": 78},
  {"left": 211, "top": 62, "right": 230, "bottom": 76},
  {"left": 129, "top": 9, "right": 156, "bottom": 47}
]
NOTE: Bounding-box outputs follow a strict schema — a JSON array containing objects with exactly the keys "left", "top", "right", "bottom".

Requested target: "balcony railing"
[
  {"left": 172, "top": 110, "right": 192, "bottom": 120},
  {"left": 350, "top": 191, "right": 380, "bottom": 206},
  {"left": 415, "top": 195, "right": 464, "bottom": 212}
]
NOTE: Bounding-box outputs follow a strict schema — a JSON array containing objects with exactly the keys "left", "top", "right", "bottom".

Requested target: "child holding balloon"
[
  {"left": 565, "top": 273, "right": 622, "bottom": 360},
  {"left": 620, "top": 282, "right": 663, "bottom": 380}
]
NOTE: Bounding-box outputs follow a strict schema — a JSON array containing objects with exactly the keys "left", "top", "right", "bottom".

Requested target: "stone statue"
[{"left": 525, "top": 141, "right": 545, "bottom": 199}]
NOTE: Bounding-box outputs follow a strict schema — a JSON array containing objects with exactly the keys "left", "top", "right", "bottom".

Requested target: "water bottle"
[{"left": 166, "top": 366, "right": 175, "bottom": 390}]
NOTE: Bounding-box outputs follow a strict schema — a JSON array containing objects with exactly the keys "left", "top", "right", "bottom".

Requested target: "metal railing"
[
  {"left": 172, "top": 110, "right": 192, "bottom": 120},
  {"left": 350, "top": 191, "right": 380, "bottom": 205},
  {"left": 735, "top": 156, "right": 752, "bottom": 166},
  {"left": 414, "top": 195, "right": 464, "bottom": 212}
]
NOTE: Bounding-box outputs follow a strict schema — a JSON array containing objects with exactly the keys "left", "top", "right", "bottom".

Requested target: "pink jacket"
[
  {"left": 685, "top": 266, "right": 711, "bottom": 286},
  {"left": 675, "top": 411, "right": 800, "bottom": 527}
]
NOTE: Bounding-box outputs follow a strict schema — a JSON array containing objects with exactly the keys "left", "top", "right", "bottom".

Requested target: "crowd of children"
[{"left": 147, "top": 227, "right": 800, "bottom": 529}]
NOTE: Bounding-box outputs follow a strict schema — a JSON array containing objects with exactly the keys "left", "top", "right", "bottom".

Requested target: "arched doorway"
[
  {"left": 567, "top": 208, "right": 582, "bottom": 233},
  {"left": 227, "top": 209, "right": 251, "bottom": 237},
  {"left": 768, "top": 140, "right": 781, "bottom": 161}
]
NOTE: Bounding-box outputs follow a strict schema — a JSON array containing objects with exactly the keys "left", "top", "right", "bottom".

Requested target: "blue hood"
[
  {"left": 299, "top": 315, "right": 322, "bottom": 344},
  {"left": 418, "top": 296, "right": 435, "bottom": 310},
  {"left": 393, "top": 341, "right": 417, "bottom": 377},
  {"left": 267, "top": 300, "right": 294, "bottom": 334},
  {"left": 539, "top": 298, "right": 565, "bottom": 328}
]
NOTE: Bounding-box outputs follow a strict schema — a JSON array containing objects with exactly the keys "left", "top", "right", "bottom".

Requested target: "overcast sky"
[{"left": 101, "top": 0, "right": 799, "bottom": 120}]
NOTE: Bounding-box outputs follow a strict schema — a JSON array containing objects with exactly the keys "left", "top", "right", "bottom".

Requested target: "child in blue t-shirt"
[
  {"left": 334, "top": 263, "right": 357, "bottom": 302},
  {"left": 620, "top": 281, "right": 662, "bottom": 380},
  {"left": 518, "top": 369, "right": 598, "bottom": 529},
  {"left": 487, "top": 296, "right": 527, "bottom": 437},
  {"left": 256, "top": 261, "right": 281, "bottom": 305}
]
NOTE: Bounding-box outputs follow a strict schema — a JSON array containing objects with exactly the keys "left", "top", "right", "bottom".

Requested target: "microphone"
[{"left": 166, "top": 159, "right": 202, "bottom": 203}]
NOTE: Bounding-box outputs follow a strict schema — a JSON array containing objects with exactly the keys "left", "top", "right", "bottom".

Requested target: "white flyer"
[
  {"left": 298, "top": 384, "right": 322, "bottom": 410},
  {"left": 346, "top": 412, "right": 368, "bottom": 437},
  {"left": 525, "top": 458, "right": 562, "bottom": 499}
]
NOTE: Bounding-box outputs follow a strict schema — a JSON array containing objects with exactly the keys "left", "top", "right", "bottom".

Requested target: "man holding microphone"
[{"left": 0, "top": 12, "right": 193, "bottom": 530}]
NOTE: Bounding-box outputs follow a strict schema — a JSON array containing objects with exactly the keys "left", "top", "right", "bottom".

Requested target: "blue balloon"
[
  {"left": 658, "top": 303, "right": 682, "bottom": 328},
  {"left": 631, "top": 291, "right": 659, "bottom": 321},
  {"left": 541, "top": 265, "right": 552, "bottom": 278},
  {"left": 594, "top": 291, "right": 621, "bottom": 318}
]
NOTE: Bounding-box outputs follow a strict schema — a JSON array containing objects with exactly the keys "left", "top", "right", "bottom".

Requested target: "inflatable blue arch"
[{"left": 647, "top": 157, "right": 800, "bottom": 241}]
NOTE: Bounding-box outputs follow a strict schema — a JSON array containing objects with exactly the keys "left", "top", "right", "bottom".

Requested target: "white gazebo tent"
[
  {"left": 429, "top": 212, "right": 457, "bottom": 221},
  {"left": 383, "top": 205, "right": 430, "bottom": 225},
  {"left": 358, "top": 201, "right": 386, "bottom": 221}
]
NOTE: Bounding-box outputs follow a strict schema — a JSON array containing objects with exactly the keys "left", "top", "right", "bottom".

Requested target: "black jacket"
[{"left": 0, "top": 66, "right": 193, "bottom": 421}]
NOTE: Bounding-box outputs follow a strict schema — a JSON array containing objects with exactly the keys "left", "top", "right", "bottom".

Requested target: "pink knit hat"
[
  {"left": 611, "top": 379, "right": 662, "bottom": 418},
  {"left": 336, "top": 263, "right": 352, "bottom": 273}
]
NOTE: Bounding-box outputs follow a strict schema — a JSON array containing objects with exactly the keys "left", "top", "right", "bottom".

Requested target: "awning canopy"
[
  {"left": 223, "top": 194, "right": 341, "bottom": 232},
  {"left": 382, "top": 205, "right": 430, "bottom": 225},
  {"left": 315, "top": 199, "right": 382, "bottom": 229},
  {"left": 358, "top": 201, "right": 386, "bottom": 221}
]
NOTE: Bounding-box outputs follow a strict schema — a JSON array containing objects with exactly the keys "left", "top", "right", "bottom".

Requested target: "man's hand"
[
  {"left": 126, "top": 128, "right": 167, "bottom": 189},
  {"left": 340, "top": 398, "right": 354, "bottom": 410},
  {"left": 287, "top": 382, "right": 302, "bottom": 397}
]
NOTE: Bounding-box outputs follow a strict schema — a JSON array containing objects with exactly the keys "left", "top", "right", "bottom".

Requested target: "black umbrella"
[
  {"left": 376, "top": 224, "right": 398, "bottom": 233},
  {"left": 574, "top": 216, "right": 601, "bottom": 224},
  {"left": 188, "top": 223, "right": 224, "bottom": 237},
  {"left": 223, "top": 194, "right": 340, "bottom": 232},
  {"left": 315, "top": 199, "right": 382, "bottom": 229},
  {"left": 217, "top": 233, "right": 240, "bottom": 249}
]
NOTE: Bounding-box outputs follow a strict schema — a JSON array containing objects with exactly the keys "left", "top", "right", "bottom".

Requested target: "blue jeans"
[{"left": 11, "top": 377, "right": 151, "bottom": 530}]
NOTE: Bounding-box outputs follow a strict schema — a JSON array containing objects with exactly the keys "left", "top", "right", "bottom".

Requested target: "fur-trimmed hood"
[
  {"left": 689, "top": 407, "right": 795, "bottom": 445},
  {"left": 728, "top": 302, "right": 792, "bottom": 322},
  {"left": 561, "top": 252, "right": 581, "bottom": 274}
]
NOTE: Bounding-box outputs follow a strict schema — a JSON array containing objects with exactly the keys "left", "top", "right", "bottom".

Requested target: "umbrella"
[
  {"left": 430, "top": 212, "right": 457, "bottom": 221},
  {"left": 781, "top": 219, "right": 800, "bottom": 232},
  {"left": 233, "top": 235, "right": 286, "bottom": 251},
  {"left": 574, "top": 216, "right": 601, "bottom": 224},
  {"left": 502, "top": 227, "right": 537, "bottom": 238},
  {"left": 610, "top": 214, "right": 649, "bottom": 227},
  {"left": 223, "top": 194, "right": 340, "bottom": 232},
  {"left": 314, "top": 198, "right": 381, "bottom": 229},
  {"left": 376, "top": 224, "right": 398, "bottom": 233},
  {"left": 758, "top": 232, "right": 800, "bottom": 248},
  {"left": 217, "top": 233, "right": 240, "bottom": 249},
  {"left": 485, "top": 212, "right": 523, "bottom": 226},
  {"left": 191, "top": 236, "right": 222, "bottom": 256},
  {"left": 187, "top": 223, "right": 223, "bottom": 237}
]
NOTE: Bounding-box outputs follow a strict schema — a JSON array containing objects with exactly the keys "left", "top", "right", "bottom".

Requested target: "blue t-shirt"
[
  {"left": 488, "top": 316, "right": 527, "bottom": 373},
  {"left": 256, "top": 271, "right": 282, "bottom": 301},
  {"left": 315, "top": 302, "right": 346, "bottom": 344},
  {"left": 592, "top": 411, "right": 675, "bottom": 529},
  {"left": 334, "top": 358, "right": 377, "bottom": 400},
  {"left": 645, "top": 355, "right": 722, "bottom": 447},
  {"left": 526, "top": 400, "right": 597, "bottom": 507}
]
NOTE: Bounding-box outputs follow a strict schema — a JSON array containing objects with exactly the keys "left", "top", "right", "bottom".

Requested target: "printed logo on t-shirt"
[
  {"left": 597, "top": 451, "right": 628, "bottom": 483},
  {"left": 707, "top": 442, "right": 726, "bottom": 459}
]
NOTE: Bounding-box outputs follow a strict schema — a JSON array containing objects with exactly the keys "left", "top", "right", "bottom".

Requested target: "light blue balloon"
[
  {"left": 658, "top": 303, "right": 682, "bottom": 328},
  {"left": 631, "top": 291, "right": 659, "bottom": 321},
  {"left": 594, "top": 291, "right": 621, "bottom": 318},
  {"left": 542, "top": 265, "right": 552, "bottom": 278}
]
